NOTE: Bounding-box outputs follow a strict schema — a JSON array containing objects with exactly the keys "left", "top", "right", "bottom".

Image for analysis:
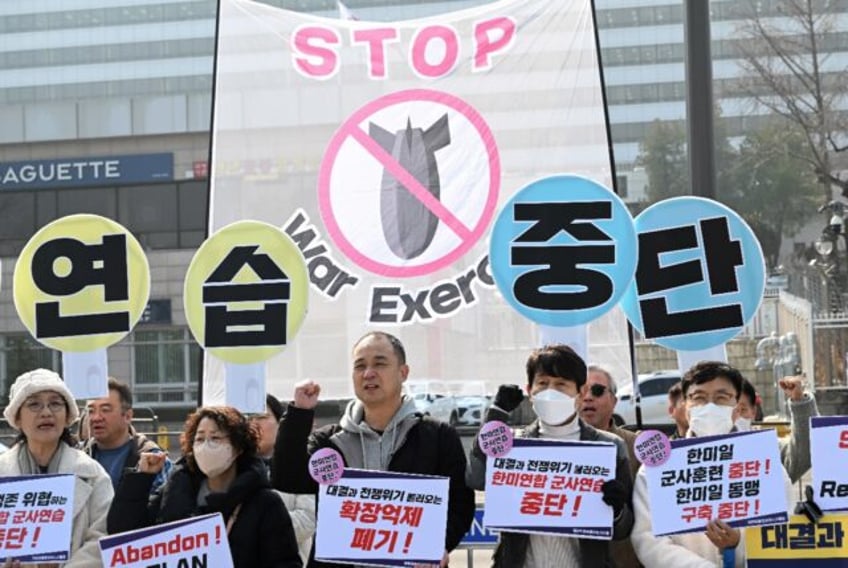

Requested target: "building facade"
[{"left": 0, "top": 0, "right": 843, "bottom": 414}]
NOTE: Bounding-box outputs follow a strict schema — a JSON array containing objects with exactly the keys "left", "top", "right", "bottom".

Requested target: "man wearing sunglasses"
[
  {"left": 579, "top": 365, "right": 640, "bottom": 478},
  {"left": 580, "top": 365, "right": 643, "bottom": 568}
]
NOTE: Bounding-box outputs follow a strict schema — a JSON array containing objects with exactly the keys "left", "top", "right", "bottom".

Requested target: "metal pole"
[{"left": 684, "top": 0, "right": 716, "bottom": 199}]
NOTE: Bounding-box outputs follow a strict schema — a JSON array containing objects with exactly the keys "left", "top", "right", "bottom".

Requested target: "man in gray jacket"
[{"left": 466, "top": 344, "right": 634, "bottom": 567}]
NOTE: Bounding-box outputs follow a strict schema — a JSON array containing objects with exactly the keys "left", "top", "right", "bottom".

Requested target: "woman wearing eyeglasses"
[
  {"left": 107, "top": 406, "right": 302, "bottom": 568},
  {"left": 0, "top": 369, "right": 113, "bottom": 568}
]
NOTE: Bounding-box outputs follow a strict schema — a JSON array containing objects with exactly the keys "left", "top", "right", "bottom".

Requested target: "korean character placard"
[
  {"left": 316, "top": 469, "right": 448, "bottom": 567},
  {"left": 483, "top": 438, "right": 617, "bottom": 540},
  {"left": 0, "top": 474, "right": 74, "bottom": 563},
  {"left": 745, "top": 513, "right": 848, "bottom": 566},
  {"left": 645, "top": 429, "right": 788, "bottom": 537}
]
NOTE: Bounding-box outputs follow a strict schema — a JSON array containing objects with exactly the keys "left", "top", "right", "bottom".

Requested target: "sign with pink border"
[{"left": 318, "top": 89, "right": 500, "bottom": 278}]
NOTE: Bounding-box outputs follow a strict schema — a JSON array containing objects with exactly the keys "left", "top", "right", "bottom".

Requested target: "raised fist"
[
  {"left": 494, "top": 384, "right": 525, "bottom": 413},
  {"left": 293, "top": 380, "right": 321, "bottom": 410}
]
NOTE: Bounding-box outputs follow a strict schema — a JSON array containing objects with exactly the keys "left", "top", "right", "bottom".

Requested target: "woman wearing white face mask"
[{"left": 107, "top": 406, "right": 303, "bottom": 567}]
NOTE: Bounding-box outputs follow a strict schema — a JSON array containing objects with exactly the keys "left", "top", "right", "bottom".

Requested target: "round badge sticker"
[
  {"left": 478, "top": 420, "right": 514, "bottom": 458},
  {"left": 13, "top": 214, "right": 150, "bottom": 352},
  {"left": 184, "top": 220, "right": 308, "bottom": 364},
  {"left": 309, "top": 447, "right": 344, "bottom": 485},
  {"left": 489, "top": 174, "right": 637, "bottom": 327},
  {"left": 620, "top": 196, "right": 765, "bottom": 351},
  {"left": 634, "top": 429, "right": 671, "bottom": 467}
]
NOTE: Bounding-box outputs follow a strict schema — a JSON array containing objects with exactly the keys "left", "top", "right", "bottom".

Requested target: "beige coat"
[
  {"left": 0, "top": 443, "right": 113, "bottom": 568},
  {"left": 278, "top": 491, "right": 316, "bottom": 565}
]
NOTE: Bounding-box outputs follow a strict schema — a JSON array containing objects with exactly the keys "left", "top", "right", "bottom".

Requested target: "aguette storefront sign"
[{"left": 0, "top": 153, "right": 174, "bottom": 190}]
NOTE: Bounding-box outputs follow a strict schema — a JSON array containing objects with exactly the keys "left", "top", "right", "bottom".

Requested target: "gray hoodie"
[{"left": 331, "top": 396, "right": 420, "bottom": 470}]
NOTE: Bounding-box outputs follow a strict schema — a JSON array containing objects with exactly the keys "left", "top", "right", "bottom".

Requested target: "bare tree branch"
[{"left": 734, "top": 0, "right": 848, "bottom": 197}]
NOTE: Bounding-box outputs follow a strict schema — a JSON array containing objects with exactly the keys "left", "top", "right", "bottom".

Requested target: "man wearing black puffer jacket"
[{"left": 273, "top": 331, "right": 475, "bottom": 568}]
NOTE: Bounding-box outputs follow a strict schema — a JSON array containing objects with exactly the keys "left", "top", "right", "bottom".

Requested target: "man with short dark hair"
[
  {"left": 274, "top": 331, "right": 475, "bottom": 568},
  {"left": 667, "top": 381, "right": 688, "bottom": 439},
  {"left": 467, "top": 344, "right": 634, "bottom": 567},
  {"left": 632, "top": 362, "right": 793, "bottom": 567},
  {"left": 83, "top": 377, "right": 172, "bottom": 493}
]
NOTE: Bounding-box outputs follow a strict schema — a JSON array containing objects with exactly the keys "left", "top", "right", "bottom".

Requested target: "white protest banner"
[
  {"left": 315, "top": 469, "right": 448, "bottom": 566},
  {"left": 811, "top": 415, "right": 848, "bottom": 512},
  {"left": 99, "top": 513, "right": 232, "bottom": 568},
  {"left": 204, "top": 0, "right": 635, "bottom": 406},
  {"left": 645, "top": 429, "right": 788, "bottom": 536},
  {"left": 483, "top": 437, "right": 616, "bottom": 539},
  {"left": 0, "top": 474, "right": 74, "bottom": 563}
]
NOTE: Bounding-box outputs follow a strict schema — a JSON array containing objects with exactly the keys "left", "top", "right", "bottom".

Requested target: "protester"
[
  {"left": 667, "top": 381, "right": 688, "bottom": 439},
  {"left": 0, "top": 369, "right": 112, "bottom": 567},
  {"left": 82, "top": 377, "right": 172, "bottom": 492},
  {"left": 580, "top": 364, "right": 640, "bottom": 477},
  {"left": 631, "top": 361, "right": 794, "bottom": 567},
  {"left": 736, "top": 375, "right": 819, "bottom": 483},
  {"left": 108, "top": 406, "right": 302, "bottom": 568},
  {"left": 579, "top": 364, "right": 643, "bottom": 568},
  {"left": 466, "top": 344, "right": 634, "bottom": 567},
  {"left": 253, "top": 394, "right": 316, "bottom": 564},
  {"left": 273, "top": 331, "right": 475, "bottom": 568}
]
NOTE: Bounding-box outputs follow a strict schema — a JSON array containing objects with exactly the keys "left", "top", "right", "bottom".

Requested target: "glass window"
[
  {"left": 178, "top": 181, "right": 209, "bottom": 232},
  {"left": 130, "top": 328, "right": 200, "bottom": 406},
  {"left": 56, "top": 187, "right": 117, "bottom": 218},
  {"left": 0, "top": 191, "right": 35, "bottom": 240},
  {"left": 0, "top": 335, "right": 61, "bottom": 406},
  {"left": 119, "top": 184, "right": 178, "bottom": 233}
]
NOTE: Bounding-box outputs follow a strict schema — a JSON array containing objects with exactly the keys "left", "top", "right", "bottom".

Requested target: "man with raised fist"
[{"left": 272, "top": 331, "right": 474, "bottom": 568}]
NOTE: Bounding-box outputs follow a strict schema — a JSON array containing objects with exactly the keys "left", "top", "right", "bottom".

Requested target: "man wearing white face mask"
[
  {"left": 631, "top": 362, "right": 795, "bottom": 568},
  {"left": 735, "top": 377, "right": 818, "bottom": 483},
  {"left": 466, "top": 344, "right": 634, "bottom": 567}
]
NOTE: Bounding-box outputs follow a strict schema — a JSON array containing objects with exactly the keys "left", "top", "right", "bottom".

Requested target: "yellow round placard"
[
  {"left": 184, "top": 220, "right": 308, "bottom": 364},
  {"left": 13, "top": 214, "right": 150, "bottom": 352}
]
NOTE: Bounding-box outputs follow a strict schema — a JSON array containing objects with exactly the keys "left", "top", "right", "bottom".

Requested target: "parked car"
[
  {"left": 404, "top": 380, "right": 459, "bottom": 425},
  {"left": 455, "top": 395, "right": 491, "bottom": 426},
  {"left": 614, "top": 371, "right": 681, "bottom": 427}
]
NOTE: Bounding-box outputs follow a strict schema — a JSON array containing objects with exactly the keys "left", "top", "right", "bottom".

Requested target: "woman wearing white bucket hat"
[{"left": 0, "top": 369, "right": 112, "bottom": 567}]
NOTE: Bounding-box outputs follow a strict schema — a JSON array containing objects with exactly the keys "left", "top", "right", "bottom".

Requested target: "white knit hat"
[{"left": 4, "top": 369, "right": 79, "bottom": 429}]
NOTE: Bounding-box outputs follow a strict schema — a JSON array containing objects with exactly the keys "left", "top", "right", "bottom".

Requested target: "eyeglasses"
[
  {"left": 686, "top": 392, "right": 735, "bottom": 406},
  {"left": 587, "top": 384, "right": 611, "bottom": 397},
  {"left": 23, "top": 400, "right": 66, "bottom": 414},
  {"left": 193, "top": 436, "right": 229, "bottom": 450}
]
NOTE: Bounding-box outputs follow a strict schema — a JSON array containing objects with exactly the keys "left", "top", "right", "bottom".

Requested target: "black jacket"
[
  {"left": 466, "top": 407, "right": 635, "bottom": 568},
  {"left": 272, "top": 405, "right": 475, "bottom": 568},
  {"left": 108, "top": 456, "right": 302, "bottom": 568}
]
